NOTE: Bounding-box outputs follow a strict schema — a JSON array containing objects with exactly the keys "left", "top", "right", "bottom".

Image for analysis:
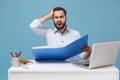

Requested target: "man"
[{"left": 30, "top": 7, "right": 91, "bottom": 60}]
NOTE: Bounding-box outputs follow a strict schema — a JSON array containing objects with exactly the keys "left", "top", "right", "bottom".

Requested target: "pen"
[
  {"left": 14, "top": 50, "right": 18, "bottom": 57},
  {"left": 19, "top": 50, "right": 21, "bottom": 57},
  {"left": 10, "top": 52, "right": 14, "bottom": 57}
]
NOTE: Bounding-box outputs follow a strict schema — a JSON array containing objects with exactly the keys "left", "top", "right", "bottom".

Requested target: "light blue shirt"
[{"left": 30, "top": 19, "right": 84, "bottom": 59}]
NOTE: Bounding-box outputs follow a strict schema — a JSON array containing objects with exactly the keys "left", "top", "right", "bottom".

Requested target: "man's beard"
[{"left": 54, "top": 21, "right": 66, "bottom": 31}]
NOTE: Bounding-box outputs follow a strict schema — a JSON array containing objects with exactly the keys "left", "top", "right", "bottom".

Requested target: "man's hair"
[{"left": 53, "top": 7, "right": 67, "bottom": 16}]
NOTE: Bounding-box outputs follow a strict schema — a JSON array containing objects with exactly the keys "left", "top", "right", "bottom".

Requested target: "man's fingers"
[{"left": 82, "top": 45, "right": 91, "bottom": 53}]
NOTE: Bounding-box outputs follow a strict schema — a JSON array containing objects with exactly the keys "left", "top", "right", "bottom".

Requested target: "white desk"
[{"left": 8, "top": 60, "right": 119, "bottom": 80}]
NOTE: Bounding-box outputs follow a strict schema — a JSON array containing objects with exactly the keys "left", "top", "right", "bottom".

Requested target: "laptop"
[{"left": 72, "top": 41, "right": 120, "bottom": 69}]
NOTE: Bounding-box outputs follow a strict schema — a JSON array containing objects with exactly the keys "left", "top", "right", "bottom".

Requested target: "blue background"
[{"left": 0, "top": 0, "right": 120, "bottom": 80}]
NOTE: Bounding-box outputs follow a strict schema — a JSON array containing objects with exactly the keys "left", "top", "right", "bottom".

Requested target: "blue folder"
[{"left": 32, "top": 34, "right": 88, "bottom": 61}]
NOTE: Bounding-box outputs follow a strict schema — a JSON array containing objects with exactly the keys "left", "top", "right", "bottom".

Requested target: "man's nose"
[{"left": 58, "top": 17, "right": 61, "bottom": 21}]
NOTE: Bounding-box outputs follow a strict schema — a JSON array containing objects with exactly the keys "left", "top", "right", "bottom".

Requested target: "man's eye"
[{"left": 60, "top": 16, "right": 64, "bottom": 18}]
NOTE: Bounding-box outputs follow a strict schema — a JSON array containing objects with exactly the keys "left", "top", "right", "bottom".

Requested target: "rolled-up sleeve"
[
  {"left": 29, "top": 19, "right": 47, "bottom": 36},
  {"left": 30, "top": 19, "right": 42, "bottom": 29}
]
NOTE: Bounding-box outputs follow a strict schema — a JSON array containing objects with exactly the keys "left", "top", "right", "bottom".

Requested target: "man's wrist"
[
  {"left": 83, "top": 52, "right": 91, "bottom": 60},
  {"left": 46, "top": 13, "right": 52, "bottom": 20},
  {"left": 38, "top": 13, "right": 52, "bottom": 24}
]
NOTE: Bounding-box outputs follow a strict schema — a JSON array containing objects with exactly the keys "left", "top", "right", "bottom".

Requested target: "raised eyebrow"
[
  {"left": 54, "top": 16, "right": 58, "bottom": 18},
  {"left": 54, "top": 15, "right": 64, "bottom": 18},
  {"left": 60, "top": 15, "right": 64, "bottom": 18}
]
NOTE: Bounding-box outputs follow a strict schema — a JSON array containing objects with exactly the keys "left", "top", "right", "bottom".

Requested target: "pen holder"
[{"left": 12, "top": 57, "right": 20, "bottom": 67}]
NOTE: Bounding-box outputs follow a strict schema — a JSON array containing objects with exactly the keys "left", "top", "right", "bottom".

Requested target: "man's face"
[{"left": 53, "top": 10, "right": 67, "bottom": 30}]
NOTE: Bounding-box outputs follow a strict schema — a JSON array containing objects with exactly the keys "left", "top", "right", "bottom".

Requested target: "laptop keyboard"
[{"left": 72, "top": 60, "right": 90, "bottom": 66}]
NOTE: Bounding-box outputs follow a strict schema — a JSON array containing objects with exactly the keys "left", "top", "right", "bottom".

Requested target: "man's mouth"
[
  {"left": 58, "top": 24, "right": 61, "bottom": 25},
  {"left": 57, "top": 22, "right": 62, "bottom": 25}
]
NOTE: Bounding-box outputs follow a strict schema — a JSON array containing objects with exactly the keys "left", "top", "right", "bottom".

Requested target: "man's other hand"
[{"left": 82, "top": 45, "right": 91, "bottom": 59}]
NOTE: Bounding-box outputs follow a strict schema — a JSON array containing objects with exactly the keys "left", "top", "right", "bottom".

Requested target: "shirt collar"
[{"left": 54, "top": 27, "right": 70, "bottom": 34}]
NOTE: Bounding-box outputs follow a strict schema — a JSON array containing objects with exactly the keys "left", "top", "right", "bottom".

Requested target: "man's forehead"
[{"left": 53, "top": 10, "right": 65, "bottom": 16}]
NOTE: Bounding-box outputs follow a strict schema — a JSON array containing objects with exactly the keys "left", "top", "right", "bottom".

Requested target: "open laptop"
[{"left": 72, "top": 41, "right": 120, "bottom": 69}]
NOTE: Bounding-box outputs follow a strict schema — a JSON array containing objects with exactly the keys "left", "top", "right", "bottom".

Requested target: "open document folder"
[{"left": 32, "top": 34, "right": 88, "bottom": 61}]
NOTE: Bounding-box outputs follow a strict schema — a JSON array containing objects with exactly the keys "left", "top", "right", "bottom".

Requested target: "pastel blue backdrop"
[{"left": 0, "top": 0, "right": 120, "bottom": 80}]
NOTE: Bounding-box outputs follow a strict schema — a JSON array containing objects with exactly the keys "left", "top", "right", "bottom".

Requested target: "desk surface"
[{"left": 9, "top": 60, "right": 119, "bottom": 72}]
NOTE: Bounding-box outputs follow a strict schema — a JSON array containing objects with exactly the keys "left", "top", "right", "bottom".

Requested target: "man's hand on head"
[
  {"left": 49, "top": 9, "right": 53, "bottom": 19},
  {"left": 38, "top": 9, "right": 53, "bottom": 24}
]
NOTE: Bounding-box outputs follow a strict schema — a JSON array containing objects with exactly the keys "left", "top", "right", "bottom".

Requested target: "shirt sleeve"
[
  {"left": 29, "top": 19, "right": 49, "bottom": 36},
  {"left": 73, "top": 52, "right": 85, "bottom": 60},
  {"left": 79, "top": 52, "right": 85, "bottom": 59}
]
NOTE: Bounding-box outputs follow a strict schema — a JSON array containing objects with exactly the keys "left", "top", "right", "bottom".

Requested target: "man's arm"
[
  {"left": 38, "top": 10, "right": 53, "bottom": 24},
  {"left": 30, "top": 10, "right": 53, "bottom": 36}
]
